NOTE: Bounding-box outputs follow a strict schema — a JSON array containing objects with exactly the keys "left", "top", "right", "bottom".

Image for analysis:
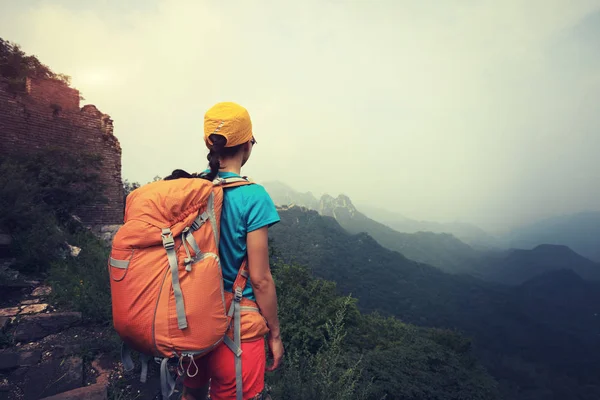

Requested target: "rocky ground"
[{"left": 0, "top": 261, "right": 182, "bottom": 400}]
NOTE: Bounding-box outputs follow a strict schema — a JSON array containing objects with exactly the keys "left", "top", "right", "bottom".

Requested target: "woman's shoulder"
[{"left": 237, "top": 182, "right": 276, "bottom": 203}]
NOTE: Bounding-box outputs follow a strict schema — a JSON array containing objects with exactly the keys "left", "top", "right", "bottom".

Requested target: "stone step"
[
  {"left": 0, "top": 350, "right": 42, "bottom": 371},
  {"left": 39, "top": 383, "right": 107, "bottom": 400},
  {"left": 19, "top": 303, "right": 48, "bottom": 315},
  {"left": 11, "top": 356, "right": 84, "bottom": 399},
  {"left": 31, "top": 285, "right": 52, "bottom": 297},
  {"left": 13, "top": 312, "right": 82, "bottom": 342},
  {"left": 0, "top": 308, "right": 19, "bottom": 318}
]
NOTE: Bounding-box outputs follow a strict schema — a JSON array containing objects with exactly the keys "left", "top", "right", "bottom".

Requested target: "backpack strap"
[
  {"left": 223, "top": 258, "right": 251, "bottom": 400},
  {"left": 213, "top": 176, "right": 254, "bottom": 188}
]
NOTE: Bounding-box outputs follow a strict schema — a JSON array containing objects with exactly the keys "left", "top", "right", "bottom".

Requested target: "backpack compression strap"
[{"left": 224, "top": 259, "right": 251, "bottom": 400}]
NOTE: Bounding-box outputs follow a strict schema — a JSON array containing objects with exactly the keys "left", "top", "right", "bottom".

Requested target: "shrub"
[
  {"left": 48, "top": 231, "right": 112, "bottom": 324},
  {"left": 0, "top": 148, "right": 105, "bottom": 273}
]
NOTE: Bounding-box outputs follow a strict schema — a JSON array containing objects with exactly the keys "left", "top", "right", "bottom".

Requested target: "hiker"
[{"left": 182, "top": 102, "right": 284, "bottom": 400}]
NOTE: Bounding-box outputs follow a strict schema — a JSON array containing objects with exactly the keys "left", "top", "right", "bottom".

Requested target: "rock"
[
  {"left": 0, "top": 352, "right": 18, "bottom": 371},
  {"left": 0, "top": 317, "right": 9, "bottom": 331},
  {"left": 52, "top": 344, "right": 82, "bottom": 358},
  {"left": 101, "top": 232, "right": 114, "bottom": 242},
  {"left": 18, "top": 350, "right": 42, "bottom": 366},
  {"left": 100, "top": 224, "right": 121, "bottom": 233},
  {"left": 66, "top": 243, "right": 81, "bottom": 257},
  {"left": 32, "top": 285, "right": 52, "bottom": 297},
  {"left": 20, "top": 299, "right": 40, "bottom": 305},
  {"left": 20, "top": 303, "right": 48, "bottom": 314},
  {"left": 0, "top": 377, "right": 9, "bottom": 392},
  {"left": 91, "top": 354, "right": 112, "bottom": 387},
  {"left": 0, "top": 307, "right": 19, "bottom": 317},
  {"left": 95, "top": 224, "right": 121, "bottom": 243},
  {"left": 12, "top": 366, "right": 28, "bottom": 378},
  {"left": 13, "top": 312, "right": 82, "bottom": 342},
  {"left": 0, "top": 260, "right": 18, "bottom": 280},
  {"left": 22, "top": 356, "right": 83, "bottom": 399},
  {"left": 0, "top": 350, "right": 41, "bottom": 370},
  {"left": 39, "top": 383, "right": 107, "bottom": 400},
  {"left": 0, "top": 234, "right": 11, "bottom": 246}
]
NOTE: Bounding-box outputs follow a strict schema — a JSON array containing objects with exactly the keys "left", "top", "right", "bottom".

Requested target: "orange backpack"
[{"left": 109, "top": 175, "right": 269, "bottom": 400}]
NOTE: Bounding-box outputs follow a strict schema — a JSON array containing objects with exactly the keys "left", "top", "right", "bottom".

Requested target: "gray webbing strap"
[
  {"left": 139, "top": 353, "right": 150, "bottom": 383},
  {"left": 160, "top": 357, "right": 176, "bottom": 399},
  {"left": 184, "top": 230, "right": 201, "bottom": 256},
  {"left": 223, "top": 335, "right": 242, "bottom": 357},
  {"left": 191, "top": 211, "right": 209, "bottom": 231},
  {"left": 162, "top": 228, "right": 187, "bottom": 330},
  {"left": 234, "top": 287, "right": 243, "bottom": 400},
  {"left": 110, "top": 257, "right": 129, "bottom": 269},
  {"left": 212, "top": 177, "right": 249, "bottom": 186},
  {"left": 181, "top": 229, "right": 193, "bottom": 272},
  {"left": 207, "top": 192, "right": 219, "bottom": 248},
  {"left": 121, "top": 342, "right": 134, "bottom": 372}
]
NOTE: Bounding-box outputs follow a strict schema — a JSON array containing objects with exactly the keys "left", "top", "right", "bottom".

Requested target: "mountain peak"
[{"left": 319, "top": 193, "right": 358, "bottom": 217}]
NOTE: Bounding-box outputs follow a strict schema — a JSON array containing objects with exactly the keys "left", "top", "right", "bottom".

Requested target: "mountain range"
[
  {"left": 265, "top": 181, "right": 481, "bottom": 273},
  {"left": 263, "top": 181, "right": 600, "bottom": 283},
  {"left": 264, "top": 181, "right": 498, "bottom": 248},
  {"left": 268, "top": 206, "right": 600, "bottom": 399}
]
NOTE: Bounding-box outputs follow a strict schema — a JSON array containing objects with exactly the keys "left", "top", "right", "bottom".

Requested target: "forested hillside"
[{"left": 269, "top": 206, "right": 600, "bottom": 400}]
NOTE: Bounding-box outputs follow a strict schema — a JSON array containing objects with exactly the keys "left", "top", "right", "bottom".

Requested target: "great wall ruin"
[{"left": 0, "top": 76, "right": 123, "bottom": 227}]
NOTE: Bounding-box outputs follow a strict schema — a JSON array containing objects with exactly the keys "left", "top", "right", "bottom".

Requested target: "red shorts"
[{"left": 183, "top": 338, "right": 265, "bottom": 400}]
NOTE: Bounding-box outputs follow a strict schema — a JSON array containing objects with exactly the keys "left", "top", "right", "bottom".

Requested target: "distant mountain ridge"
[
  {"left": 265, "top": 181, "right": 479, "bottom": 272},
  {"left": 264, "top": 181, "right": 600, "bottom": 284},
  {"left": 358, "top": 204, "right": 502, "bottom": 249},
  {"left": 262, "top": 181, "right": 320, "bottom": 210},
  {"left": 317, "top": 193, "right": 480, "bottom": 273},
  {"left": 263, "top": 180, "right": 497, "bottom": 248},
  {"left": 506, "top": 211, "right": 600, "bottom": 262},
  {"left": 475, "top": 244, "right": 600, "bottom": 285}
]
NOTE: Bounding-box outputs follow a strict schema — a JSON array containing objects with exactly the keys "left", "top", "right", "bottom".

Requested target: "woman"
[{"left": 183, "top": 102, "right": 284, "bottom": 400}]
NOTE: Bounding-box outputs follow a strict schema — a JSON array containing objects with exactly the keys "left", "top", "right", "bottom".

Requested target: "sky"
[{"left": 1, "top": 0, "right": 599, "bottom": 232}]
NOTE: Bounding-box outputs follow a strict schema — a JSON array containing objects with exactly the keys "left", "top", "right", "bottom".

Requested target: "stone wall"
[{"left": 0, "top": 77, "right": 123, "bottom": 226}]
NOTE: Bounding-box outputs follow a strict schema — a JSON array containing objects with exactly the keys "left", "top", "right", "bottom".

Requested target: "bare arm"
[
  {"left": 247, "top": 226, "right": 284, "bottom": 371},
  {"left": 247, "top": 226, "right": 280, "bottom": 339}
]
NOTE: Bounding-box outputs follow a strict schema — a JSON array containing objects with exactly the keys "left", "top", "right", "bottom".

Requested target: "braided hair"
[{"left": 204, "top": 134, "right": 245, "bottom": 181}]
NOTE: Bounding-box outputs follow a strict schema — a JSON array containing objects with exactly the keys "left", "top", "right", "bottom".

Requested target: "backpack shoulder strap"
[
  {"left": 213, "top": 176, "right": 255, "bottom": 189},
  {"left": 224, "top": 258, "right": 250, "bottom": 400}
]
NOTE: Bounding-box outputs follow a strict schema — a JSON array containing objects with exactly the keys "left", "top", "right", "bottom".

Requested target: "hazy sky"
[{"left": 2, "top": 0, "right": 599, "bottom": 231}]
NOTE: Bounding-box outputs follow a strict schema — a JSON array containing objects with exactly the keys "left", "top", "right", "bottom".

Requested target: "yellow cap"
[{"left": 204, "top": 102, "right": 253, "bottom": 148}]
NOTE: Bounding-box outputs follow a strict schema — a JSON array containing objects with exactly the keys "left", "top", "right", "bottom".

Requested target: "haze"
[{"left": 2, "top": 0, "right": 599, "bottom": 231}]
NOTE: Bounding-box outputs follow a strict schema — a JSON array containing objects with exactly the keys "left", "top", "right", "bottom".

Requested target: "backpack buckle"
[
  {"left": 234, "top": 287, "right": 243, "bottom": 302},
  {"left": 161, "top": 229, "right": 175, "bottom": 250}
]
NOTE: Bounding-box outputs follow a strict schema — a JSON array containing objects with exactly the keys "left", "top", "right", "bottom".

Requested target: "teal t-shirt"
[{"left": 213, "top": 171, "right": 280, "bottom": 301}]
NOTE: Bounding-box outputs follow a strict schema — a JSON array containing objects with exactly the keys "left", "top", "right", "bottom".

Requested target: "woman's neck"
[{"left": 218, "top": 157, "right": 242, "bottom": 175}]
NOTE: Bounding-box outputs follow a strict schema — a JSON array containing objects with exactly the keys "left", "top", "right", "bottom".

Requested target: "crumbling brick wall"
[{"left": 0, "top": 77, "right": 123, "bottom": 226}]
